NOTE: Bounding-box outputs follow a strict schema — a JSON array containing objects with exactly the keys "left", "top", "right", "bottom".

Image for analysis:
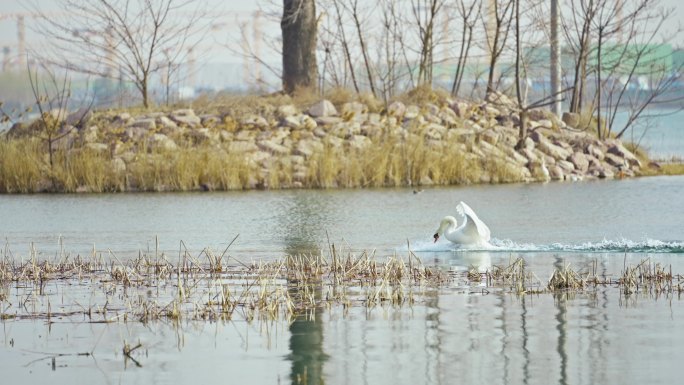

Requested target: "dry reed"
[{"left": 1, "top": 242, "right": 682, "bottom": 325}]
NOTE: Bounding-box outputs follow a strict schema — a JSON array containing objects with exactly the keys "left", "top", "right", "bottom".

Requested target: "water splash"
[{"left": 407, "top": 238, "right": 684, "bottom": 253}]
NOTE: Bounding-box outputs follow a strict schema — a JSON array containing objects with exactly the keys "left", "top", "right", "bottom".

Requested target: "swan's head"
[{"left": 433, "top": 216, "right": 457, "bottom": 243}]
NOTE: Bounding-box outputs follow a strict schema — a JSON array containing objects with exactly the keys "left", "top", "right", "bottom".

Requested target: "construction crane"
[{"left": 0, "top": 12, "right": 28, "bottom": 71}]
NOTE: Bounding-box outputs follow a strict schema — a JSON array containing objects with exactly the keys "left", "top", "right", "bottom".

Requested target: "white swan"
[{"left": 433, "top": 201, "right": 492, "bottom": 247}]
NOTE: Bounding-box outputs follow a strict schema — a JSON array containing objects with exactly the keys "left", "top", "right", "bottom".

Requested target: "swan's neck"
[{"left": 440, "top": 216, "right": 459, "bottom": 235}]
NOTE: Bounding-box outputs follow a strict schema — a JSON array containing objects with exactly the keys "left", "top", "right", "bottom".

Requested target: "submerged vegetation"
[{"left": 0, "top": 241, "right": 681, "bottom": 324}]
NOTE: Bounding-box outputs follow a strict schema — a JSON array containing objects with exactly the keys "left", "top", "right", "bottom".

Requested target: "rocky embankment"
[{"left": 6, "top": 92, "right": 645, "bottom": 190}]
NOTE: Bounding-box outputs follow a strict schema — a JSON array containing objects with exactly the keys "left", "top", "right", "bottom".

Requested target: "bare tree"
[
  {"left": 410, "top": 0, "right": 446, "bottom": 87},
  {"left": 282, "top": 0, "right": 319, "bottom": 94},
  {"left": 347, "top": 0, "right": 378, "bottom": 96},
  {"left": 451, "top": 0, "right": 481, "bottom": 96},
  {"left": 32, "top": 0, "right": 211, "bottom": 109},
  {"left": 561, "top": 0, "right": 598, "bottom": 114},
  {"left": 591, "top": 0, "right": 683, "bottom": 140},
  {"left": 329, "top": 0, "right": 361, "bottom": 93},
  {"left": 20, "top": 64, "right": 93, "bottom": 184},
  {"left": 559, "top": 0, "right": 682, "bottom": 139},
  {"left": 484, "top": 0, "right": 515, "bottom": 95}
]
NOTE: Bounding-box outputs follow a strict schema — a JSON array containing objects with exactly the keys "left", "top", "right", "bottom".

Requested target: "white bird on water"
[{"left": 433, "top": 201, "right": 492, "bottom": 247}]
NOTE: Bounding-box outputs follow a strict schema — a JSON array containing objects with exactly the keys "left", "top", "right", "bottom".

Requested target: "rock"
[
  {"left": 537, "top": 119, "right": 553, "bottom": 129},
  {"left": 549, "top": 164, "right": 565, "bottom": 180},
  {"left": 200, "top": 115, "right": 220, "bottom": 127},
  {"left": 158, "top": 116, "right": 178, "bottom": 130},
  {"left": 596, "top": 167, "right": 615, "bottom": 179},
  {"left": 66, "top": 107, "right": 92, "bottom": 127},
  {"left": 125, "top": 126, "right": 148, "bottom": 140},
  {"left": 295, "top": 139, "right": 324, "bottom": 157},
  {"left": 85, "top": 143, "right": 109, "bottom": 153},
  {"left": 557, "top": 159, "right": 576, "bottom": 173},
  {"left": 439, "top": 107, "right": 459, "bottom": 126},
  {"left": 171, "top": 113, "right": 201, "bottom": 128},
  {"left": 482, "top": 105, "right": 501, "bottom": 116},
  {"left": 326, "top": 135, "right": 345, "bottom": 149},
  {"left": 228, "top": 141, "right": 258, "bottom": 153},
  {"left": 424, "top": 123, "right": 447, "bottom": 140},
  {"left": 481, "top": 130, "right": 500, "bottom": 145},
  {"left": 129, "top": 118, "right": 156, "bottom": 131},
  {"left": 247, "top": 151, "right": 272, "bottom": 165},
  {"left": 313, "top": 127, "right": 327, "bottom": 138},
  {"left": 606, "top": 141, "right": 642, "bottom": 168},
  {"left": 189, "top": 128, "right": 218, "bottom": 144},
  {"left": 282, "top": 155, "right": 305, "bottom": 167},
  {"left": 111, "top": 157, "right": 127, "bottom": 173},
  {"left": 300, "top": 115, "right": 318, "bottom": 130},
  {"left": 485, "top": 91, "right": 516, "bottom": 109},
  {"left": 586, "top": 143, "right": 605, "bottom": 160},
  {"left": 331, "top": 121, "right": 361, "bottom": 138},
  {"left": 404, "top": 105, "right": 420, "bottom": 120},
  {"left": 604, "top": 153, "right": 627, "bottom": 168},
  {"left": 83, "top": 125, "right": 99, "bottom": 143},
  {"left": 503, "top": 147, "right": 529, "bottom": 165},
  {"left": 281, "top": 115, "right": 302, "bottom": 130},
  {"left": 537, "top": 137, "right": 572, "bottom": 160},
  {"left": 315, "top": 116, "right": 343, "bottom": 126},
  {"left": 307, "top": 100, "right": 337, "bottom": 117},
  {"left": 562, "top": 112, "right": 580, "bottom": 128},
  {"left": 450, "top": 101, "right": 470, "bottom": 118},
  {"left": 348, "top": 135, "right": 372, "bottom": 150},
  {"left": 150, "top": 133, "right": 178, "bottom": 151},
  {"left": 341, "top": 102, "right": 368, "bottom": 120},
  {"left": 523, "top": 136, "right": 535, "bottom": 150},
  {"left": 277, "top": 104, "right": 298, "bottom": 118},
  {"left": 520, "top": 148, "right": 539, "bottom": 163},
  {"left": 479, "top": 141, "right": 505, "bottom": 157},
  {"left": 387, "top": 101, "right": 406, "bottom": 117},
  {"left": 241, "top": 115, "right": 270, "bottom": 129},
  {"left": 258, "top": 140, "right": 290, "bottom": 155},
  {"left": 568, "top": 152, "right": 590, "bottom": 172},
  {"left": 529, "top": 130, "right": 544, "bottom": 143},
  {"left": 419, "top": 175, "right": 434, "bottom": 186},
  {"left": 235, "top": 130, "right": 256, "bottom": 141}
]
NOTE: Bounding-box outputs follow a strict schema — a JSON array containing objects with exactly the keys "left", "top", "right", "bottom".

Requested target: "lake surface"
[
  {"left": 1, "top": 176, "right": 684, "bottom": 385},
  {"left": 613, "top": 108, "right": 684, "bottom": 160}
]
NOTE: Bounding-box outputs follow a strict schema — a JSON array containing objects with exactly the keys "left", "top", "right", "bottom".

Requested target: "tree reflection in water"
[{"left": 276, "top": 192, "right": 332, "bottom": 384}]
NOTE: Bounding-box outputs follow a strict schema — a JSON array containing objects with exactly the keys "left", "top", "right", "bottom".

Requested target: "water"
[
  {"left": 613, "top": 108, "right": 684, "bottom": 160},
  {"left": 2, "top": 176, "right": 684, "bottom": 385},
  {"left": 2, "top": 176, "right": 683, "bottom": 258}
]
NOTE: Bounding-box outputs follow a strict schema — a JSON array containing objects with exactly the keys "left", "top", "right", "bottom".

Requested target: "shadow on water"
[{"left": 277, "top": 191, "right": 330, "bottom": 384}]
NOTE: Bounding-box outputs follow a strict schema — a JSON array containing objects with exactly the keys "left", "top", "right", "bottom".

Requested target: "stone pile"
[{"left": 6, "top": 92, "right": 644, "bottom": 187}]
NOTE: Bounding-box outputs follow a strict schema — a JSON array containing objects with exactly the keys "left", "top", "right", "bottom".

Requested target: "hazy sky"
[
  {"left": 1, "top": 0, "right": 683, "bottom": 57},
  {"left": 1, "top": 0, "right": 682, "bottom": 90}
]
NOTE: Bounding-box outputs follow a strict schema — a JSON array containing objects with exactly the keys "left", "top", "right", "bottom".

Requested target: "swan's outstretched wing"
[{"left": 456, "top": 201, "right": 491, "bottom": 241}]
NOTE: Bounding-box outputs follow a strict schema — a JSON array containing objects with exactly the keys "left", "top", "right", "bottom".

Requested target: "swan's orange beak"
[{"left": 433, "top": 233, "right": 439, "bottom": 243}]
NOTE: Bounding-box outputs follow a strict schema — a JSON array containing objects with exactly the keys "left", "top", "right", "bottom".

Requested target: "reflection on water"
[
  {"left": 289, "top": 311, "right": 327, "bottom": 385},
  {"left": 279, "top": 191, "right": 329, "bottom": 384},
  {"left": 1, "top": 251, "right": 683, "bottom": 384},
  {"left": 2, "top": 177, "right": 684, "bottom": 384}
]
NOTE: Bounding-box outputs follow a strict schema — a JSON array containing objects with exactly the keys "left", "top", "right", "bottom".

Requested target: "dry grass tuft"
[
  {"left": 548, "top": 264, "right": 586, "bottom": 291},
  {"left": 2, "top": 242, "right": 681, "bottom": 325}
]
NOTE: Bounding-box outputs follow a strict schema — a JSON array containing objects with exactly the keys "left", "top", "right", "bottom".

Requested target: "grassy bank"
[
  {"left": 0, "top": 133, "right": 526, "bottom": 193},
  {"left": 2, "top": 86, "right": 680, "bottom": 193}
]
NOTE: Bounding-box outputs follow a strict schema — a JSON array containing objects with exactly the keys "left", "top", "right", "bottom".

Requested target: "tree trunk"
[
  {"left": 282, "top": 0, "right": 318, "bottom": 94},
  {"left": 550, "top": 0, "right": 561, "bottom": 116}
]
